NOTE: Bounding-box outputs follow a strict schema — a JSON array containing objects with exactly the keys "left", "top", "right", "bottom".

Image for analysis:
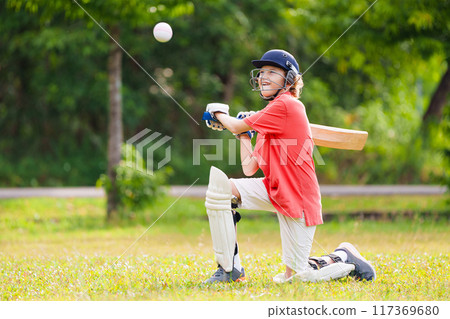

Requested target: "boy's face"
[{"left": 258, "top": 65, "right": 287, "bottom": 98}]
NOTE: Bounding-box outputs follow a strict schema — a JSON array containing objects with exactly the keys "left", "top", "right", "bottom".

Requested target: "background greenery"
[
  {"left": 1, "top": 1, "right": 448, "bottom": 302},
  {"left": 1, "top": 0, "right": 448, "bottom": 186}
]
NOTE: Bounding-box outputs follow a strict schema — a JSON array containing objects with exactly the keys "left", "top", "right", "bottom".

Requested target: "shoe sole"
[
  {"left": 204, "top": 267, "right": 246, "bottom": 284},
  {"left": 337, "top": 242, "right": 376, "bottom": 281},
  {"left": 204, "top": 276, "right": 246, "bottom": 284}
]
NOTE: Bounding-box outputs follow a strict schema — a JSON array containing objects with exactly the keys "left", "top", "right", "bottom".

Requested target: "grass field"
[{"left": 0, "top": 195, "right": 448, "bottom": 301}]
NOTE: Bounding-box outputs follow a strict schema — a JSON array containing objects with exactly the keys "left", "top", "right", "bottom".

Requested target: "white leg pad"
[
  {"left": 294, "top": 263, "right": 355, "bottom": 282},
  {"left": 205, "top": 166, "right": 235, "bottom": 272}
]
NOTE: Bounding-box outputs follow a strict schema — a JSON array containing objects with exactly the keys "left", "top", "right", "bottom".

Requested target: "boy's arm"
[
  {"left": 238, "top": 135, "right": 259, "bottom": 176},
  {"left": 215, "top": 113, "right": 252, "bottom": 135},
  {"left": 214, "top": 112, "right": 259, "bottom": 175}
]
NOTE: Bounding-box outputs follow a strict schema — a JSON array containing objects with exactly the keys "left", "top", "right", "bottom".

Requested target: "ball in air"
[{"left": 153, "top": 22, "right": 173, "bottom": 43}]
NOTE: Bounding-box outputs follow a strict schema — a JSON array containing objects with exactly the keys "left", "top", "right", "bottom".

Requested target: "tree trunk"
[
  {"left": 223, "top": 68, "right": 236, "bottom": 104},
  {"left": 423, "top": 65, "right": 450, "bottom": 122},
  {"left": 106, "top": 25, "right": 123, "bottom": 222}
]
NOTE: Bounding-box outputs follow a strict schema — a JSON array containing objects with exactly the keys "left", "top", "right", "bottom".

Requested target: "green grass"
[
  {"left": 1, "top": 253, "right": 448, "bottom": 301},
  {"left": 322, "top": 194, "right": 448, "bottom": 214},
  {"left": 0, "top": 196, "right": 449, "bottom": 300},
  {"left": 0, "top": 195, "right": 447, "bottom": 235}
]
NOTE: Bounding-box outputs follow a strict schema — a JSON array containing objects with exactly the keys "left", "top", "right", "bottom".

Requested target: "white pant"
[{"left": 230, "top": 177, "right": 316, "bottom": 272}]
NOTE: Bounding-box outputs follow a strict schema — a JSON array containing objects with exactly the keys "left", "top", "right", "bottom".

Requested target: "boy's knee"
[{"left": 230, "top": 180, "right": 241, "bottom": 200}]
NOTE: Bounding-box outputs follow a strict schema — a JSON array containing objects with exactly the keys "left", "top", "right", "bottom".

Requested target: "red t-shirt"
[{"left": 243, "top": 92, "right": 323, "bottom": 226}]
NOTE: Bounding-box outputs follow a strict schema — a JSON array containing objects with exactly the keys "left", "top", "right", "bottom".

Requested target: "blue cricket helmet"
[{"left": 252, "top": 49, "right": 300, "bottom": 75}]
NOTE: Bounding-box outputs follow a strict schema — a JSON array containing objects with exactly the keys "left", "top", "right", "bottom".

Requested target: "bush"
[{"left": 97, "top": 144, "right": 172, "bottom": 218}]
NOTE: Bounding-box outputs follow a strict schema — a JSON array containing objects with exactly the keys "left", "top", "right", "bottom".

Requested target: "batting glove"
[
  {"left": 206, "top": 103, "right": 229, "bottom": 121},
  {"left": 235, "top": 111, "right": 256, "bottom": 139},
  {"left": 236, "top": 111, "right": 256, "bottom": 119},
  {"left": 202, "top": 111, "right": 226, "bottom": 131}
]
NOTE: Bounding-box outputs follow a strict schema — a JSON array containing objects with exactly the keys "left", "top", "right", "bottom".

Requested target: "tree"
[
  {"left": 2, "top": 0, "right": 447, "bottom": 188},
  {"left": 287, "top": 0, "right": 449, "bottom": 122},
  {"left": 423, "top": 64, "right": 449, "bottom": 122},
  {"left": 106, "top": 24, "right": 123, "bottom": 220},
  {"left": 282, "top": 0, "right": 449, "bottom": 183},
  {"left": 6, "top": 0, "right": 193, "bottom": 220}
]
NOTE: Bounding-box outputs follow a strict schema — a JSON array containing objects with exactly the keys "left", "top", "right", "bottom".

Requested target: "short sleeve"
[{"left": 243, "top": 100, "right": 286, "bottom": 135}]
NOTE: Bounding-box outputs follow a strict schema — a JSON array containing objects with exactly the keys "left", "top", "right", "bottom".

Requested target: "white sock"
[
  {"left": 233, "top": 253, "right": 242, "bottom": 270},
  {"left": 233, "top": 243, "right": 242, "bottom": 270},
  {"left": 333, "top": 250, "right": 348, "bottom": 262}
]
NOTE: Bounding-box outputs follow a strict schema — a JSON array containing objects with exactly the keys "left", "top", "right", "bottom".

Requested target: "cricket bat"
[
  {"left": 202, "top": 111, "right": 368, "bottom": 150},
  {"left": 310, "top": 124, "right": 368, "bottom": 150}
]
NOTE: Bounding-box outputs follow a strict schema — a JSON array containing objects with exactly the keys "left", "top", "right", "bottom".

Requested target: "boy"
[{"left": 203, "top": 49, "right": 375, "bottom": 283}]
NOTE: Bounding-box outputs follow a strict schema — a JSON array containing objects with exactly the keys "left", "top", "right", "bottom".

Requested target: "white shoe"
[
  {"left": 273, "top": 272, "right": 294, "bottom": 284},
  {"left": 274, "top": 263, "right": 355, "bottom": 283}
]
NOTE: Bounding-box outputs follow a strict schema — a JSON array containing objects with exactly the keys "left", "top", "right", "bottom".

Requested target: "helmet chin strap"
[
  {"left": 260, "top": 78, "right": 291, "bottom": 101},
  {"left": 260, "top": 88, "right": 283, "bottom": 101}
]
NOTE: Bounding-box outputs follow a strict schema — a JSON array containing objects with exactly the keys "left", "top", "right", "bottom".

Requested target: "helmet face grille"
[
  {"left": 249, "top": 68, "right": 291, "bottom": 101},
  {"left": 249, "top": 69, "right": 288, "bottom": 92}
]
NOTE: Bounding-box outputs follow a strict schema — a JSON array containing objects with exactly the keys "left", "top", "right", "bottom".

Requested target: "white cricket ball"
[{"left": 153, "top": 22, "right": 173, "bottom": 43}]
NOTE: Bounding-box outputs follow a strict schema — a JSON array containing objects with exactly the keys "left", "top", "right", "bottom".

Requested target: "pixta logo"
[
  {"left": 126, "top": 129, "right": 172, "bottom": 175},
  {"left": 126, "top": 131, "right": 325, "bottom": 174},
  {"left": 193, "top": 138, "right": 325, "bottom": 166}
]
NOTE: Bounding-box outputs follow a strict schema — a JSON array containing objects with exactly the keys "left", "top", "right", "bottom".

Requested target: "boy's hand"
[
  {"left": 235, "top": 130, "right": 255, "bottom": 139},
  {"left": 202, "top": 107, "right": 255, "bottom": 137},
  {"left": 206, "top": 103, "right": 229, "bottom": 121},
  {"left": 236, "top": 111, "right": 256, "bottom": 119},
  {"left": 202, "top": 111, "right": 226, "bottom": 131},
  {"left": 205, "top": 119, "right": 226, "bottom": 131},
  {"left": 235, "top": 111, "right": 256, "bottom": 139}
]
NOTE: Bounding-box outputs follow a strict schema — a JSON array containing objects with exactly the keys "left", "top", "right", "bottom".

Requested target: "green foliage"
[
  {"left": 287, "top": 0, "right": 449, "bottom": 184},
  {"left": 97, "top": 144, "right": 172, "bottom": 218},
  {"left": 0, "top": 0, "right": 448, "bottom": 186}
]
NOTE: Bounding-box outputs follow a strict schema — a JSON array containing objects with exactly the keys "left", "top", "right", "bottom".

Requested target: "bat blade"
[{"left": 310, "top": 124, "right": 368, "bottom": 150}]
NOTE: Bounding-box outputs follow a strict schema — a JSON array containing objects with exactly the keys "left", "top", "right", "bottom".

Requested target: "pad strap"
[
  {"left": 232, "top": 210, "right": 241, "bottom": 225},
  {"left": 308, "top": 257, "right": 328, "bottom": 269},
  {"left": 231, "top": 196, "right": 240, "bottom": 209},
  {"left": 308, "top": 259, "right": 319, "bottom": 270},
  {"left": 326, "top": 253, "right": 343, "bottom": 263},
  {"left": 232, "top": 211, "right": 241, "bottom": 256}
]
